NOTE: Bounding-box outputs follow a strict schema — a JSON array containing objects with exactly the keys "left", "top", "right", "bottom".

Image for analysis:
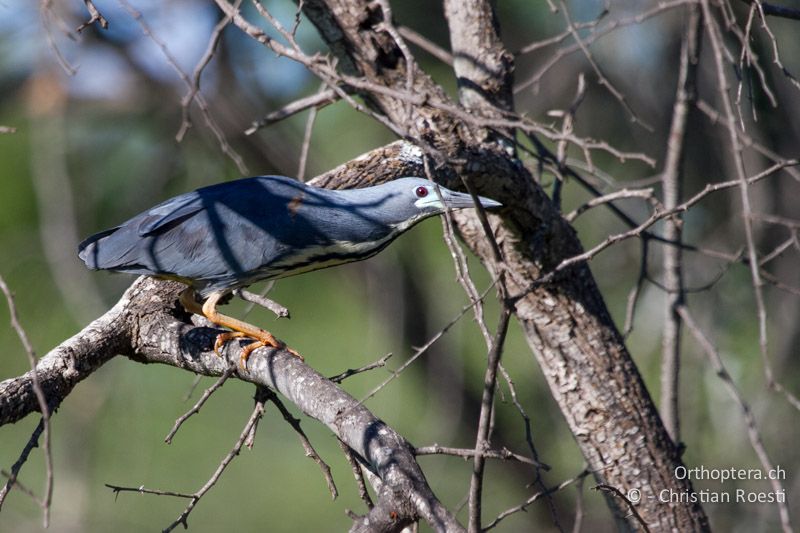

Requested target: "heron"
[{"left": 79, "top": 175, "right": 502, "bottom": 365}]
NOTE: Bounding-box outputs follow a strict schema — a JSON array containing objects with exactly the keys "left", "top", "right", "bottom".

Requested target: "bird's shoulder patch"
[{"left": 287, "top": 192, "right": 305, "bottom": 218}]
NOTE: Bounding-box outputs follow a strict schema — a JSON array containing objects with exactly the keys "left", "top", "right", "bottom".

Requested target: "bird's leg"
[
  {"left": 179, "top": 287, "right": 205, "bottom": 316},
  {"left": 200, "top": 290, "right": 301, "bottom": 367}
]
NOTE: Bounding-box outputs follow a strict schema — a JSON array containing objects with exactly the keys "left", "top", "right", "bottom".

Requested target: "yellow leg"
[{"left": 180, "top": 288, "right": 300, "bottom": 367}]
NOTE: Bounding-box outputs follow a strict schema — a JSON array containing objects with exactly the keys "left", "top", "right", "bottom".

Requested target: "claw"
[
  {"left": 215, "top": 332, "right": 303, "bottom": 369},
  {"left": 238, "top": 339, "right": 303, "bottom": 369},
  {"left": 213, "top": 331, "right": 247, "bottom": 357}
]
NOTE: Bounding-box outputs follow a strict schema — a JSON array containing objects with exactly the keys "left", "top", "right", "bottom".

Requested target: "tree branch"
[{"left": 0, "top": 277, "right": 463, "bottom": 532}]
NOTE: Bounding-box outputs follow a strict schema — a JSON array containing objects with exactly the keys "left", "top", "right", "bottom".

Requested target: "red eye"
[{"left": 415, "top": 186, "right": 428, "bottom": 198}]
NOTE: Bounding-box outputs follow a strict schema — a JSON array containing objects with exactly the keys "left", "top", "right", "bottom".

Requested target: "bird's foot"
[
  {"left": 213, "top": 330, "right": 303, "bottom": 369},
  {"left": 213, "top": 331, "right": 248, "bottom": 357}
]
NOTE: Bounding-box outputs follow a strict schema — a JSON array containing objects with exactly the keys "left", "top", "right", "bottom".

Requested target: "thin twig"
[
  {"left": 678, "top": 305, "right": 792, "bottom": 531},
  {"left": 414, "top": 444, "right": 547, "bottom": 468},
  {"left": 468, "top": 308, "right": 511, "bottom": 533},
  {"left": 375, "top": 0, "right": 415, "bottom": 121},
  {"left": 76, "top": 0, "right": 108, "bottom": 33},
  {"left": 244, "top": 387, "right": 269, "bottom": 449},
  {"left": 0, "top": 419, "right": 47, "bottom": 514},
  {"left": 699, "top": 8, "right": 786, "bottom": 486},
  {"left": 358, "top": 283, "right": 495, "bottom": 404},
  {"left": 329, "top": 353, "right": 393, "bottom": 383},
  {"left": 0, "top": 275, "right": 53, "bottom": 526},
  {"left": 565, "top": 188, "right": 654, "bottom": 223},
  {"left": 263, "top": 388, "right": 338, "bottom": 500},
  {"left": 234, "top": 288, "right": 290, "bottom": 318},
  {"left": 297, "top": 83, "right": 326, "bottom": 180},
  {"left": 532, "top": 160, "right": 799, "bottom": 287},
  {"left": 246, "top": 88, "right": 340, "bottom": 134},
  {"left": 39, "top": 1, "right": 78, "bottom": 76},
  {"left": 117, "top": 0, "right": 248, "bottom": 174},
  {"left": 659, "top": 3, "right": 701, "bottom": 443},
  {"left": 1, "top": 470, "right": 42, "bottom": 504},
  {"left": 164, "top": 364, "right": 236, "bottom": 444},
  {"left": 337, "top": 439, "right": 373, "bottom": 509},
  {"left": 622, "top": 239, "right": 649, "bottom": 338},
  {"left": 164, "top": 398, "right": 267, "bottom": 531},
  {"left": 105, "top": 484, "right": 194, "bottom": 500},
  {"left": 557, "top": 0, "right": 652, "bottom": 131},
  {"left": 592, "top": 484, "right": 651, "bottom": 532},
  {"left": 514, "top": 0, "right": 692, "bottom": 95},
  {"left": 695, "top": 99, "right": 800, "bottom": 183},
  {"left": 572, "top": 474, "right": 585, "bottom": 533},
  {"left": 484, "top": 470, "right": 590, "bottom": 530},
  {"left": 398, "top": 25, "right": 453, "bottom": 66},
  {"left": 177, "top": 0, "right": 242, "bottom": 142}
]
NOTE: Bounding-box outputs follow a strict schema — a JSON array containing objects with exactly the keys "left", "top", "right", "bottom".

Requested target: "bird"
[{"left": 79, "top": 175, "right": 502, "bottom": 365}]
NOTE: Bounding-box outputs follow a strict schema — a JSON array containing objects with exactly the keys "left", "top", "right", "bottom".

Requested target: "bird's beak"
[{"left": 436, "top": 188, "right": 503, "bottom": 210}]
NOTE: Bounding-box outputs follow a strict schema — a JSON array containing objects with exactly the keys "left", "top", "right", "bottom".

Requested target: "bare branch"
[
  {"left": 398, "top": 26, "right": 453, "bottom": 66},
  {"left": 660, "top": 2, "right": 701, "bottom": 443},
  {"left": 359, "top": 284, "right": 495, "bottom": 404},
  {"left": 699, "top": 5, "right": 785, "bottom": 470},
  {"left": 565, "top": 188, "right": 655, "bottom": 223},
  {"left": 105, "top": 484, "right": 193, "bottom": 500},
  {"left": 556, "top": 0, "right": 652, "bottom": 131},
  {"left": 0, "top": 275, "right": 53, "bottom": 526},
  {"left": 167, "top": 399, "right": 267, "bottom": 532},
  {"left": 297, "top": 83, "right": 326, "bottom": 180},
  {"left": 177, "top": 0, "right": 242, "bottom": 142},
  {"left": 592, "top": 484, "right": 651, "bottom": 532},
  {"left": 678, "top": 305, "right": 792, "bottom": 532},
  {"left": 262, "top": 387, "right": 338, "bottom": 500},
  {"left": 468, "top": 307, "right": 511, "bottom": 533},
  {"left": 338, "top": 439, "right": 373, "bottom": 509},
  {"left": 117, "top": 0, "right": 248, "bottom": 174},
  {"left": 164, "top": 364, "right": 236, "bottom": 444},
  {"left": 484, "top": 470, "right": 590, "bottom": 530},
  {"left": 246, "top": 89, "right": 340, "bottom": 135},
  {"left": 39, "top": 1, "right": 77, "bottom": 76},
  {"left": 414, "top": 444, "right": 546, "bottom": 468},
  {"left": 329, "top": 353, "right": 393, "bottom": 383},
  {"left": 234, "top": 288, "right": 291, "bottom": 318},
  {"left": 622, "top": 240, "right": 649, "bottom": 339},
  {"left": 76, "top": 0, "right": 108, "bottom": 33},
  {"left": 1, "top": 469, "right": 42, "bottom": 505}
]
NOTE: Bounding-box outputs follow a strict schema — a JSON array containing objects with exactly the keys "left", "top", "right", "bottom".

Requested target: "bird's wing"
[{"left": 137, "top": 194, "right": 204, "bottom": 237}]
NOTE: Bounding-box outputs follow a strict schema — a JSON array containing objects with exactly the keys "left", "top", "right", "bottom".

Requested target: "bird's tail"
[{"left": 78, "top": 227, "right": 123, "bottom": 270}]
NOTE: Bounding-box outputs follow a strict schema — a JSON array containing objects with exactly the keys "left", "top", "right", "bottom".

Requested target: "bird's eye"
[{"left": 415, "top": 186, "right": 429, "bottom": 198}]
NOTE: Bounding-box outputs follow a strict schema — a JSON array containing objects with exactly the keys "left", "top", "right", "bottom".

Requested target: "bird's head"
[{"left": 365, "top": 177, "right": 502, "bottom": 231}]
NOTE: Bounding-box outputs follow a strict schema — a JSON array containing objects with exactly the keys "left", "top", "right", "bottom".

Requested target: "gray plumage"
[{"left": 79, "top": 175, "right": 501, "bottom": 297}]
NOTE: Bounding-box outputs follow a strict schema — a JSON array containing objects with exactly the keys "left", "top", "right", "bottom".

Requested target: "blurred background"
[{"left": 1, "top": 0, "right": 798, "bottom": 531}]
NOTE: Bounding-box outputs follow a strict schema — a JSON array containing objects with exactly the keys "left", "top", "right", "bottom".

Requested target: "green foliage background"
[{"left": 1, "top": 0, "right": 798, "bottom": 531}]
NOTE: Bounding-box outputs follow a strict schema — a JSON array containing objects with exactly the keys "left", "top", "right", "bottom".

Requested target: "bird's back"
[{"left": 79, "top": 176, "right": 397, "bottom": 295}]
